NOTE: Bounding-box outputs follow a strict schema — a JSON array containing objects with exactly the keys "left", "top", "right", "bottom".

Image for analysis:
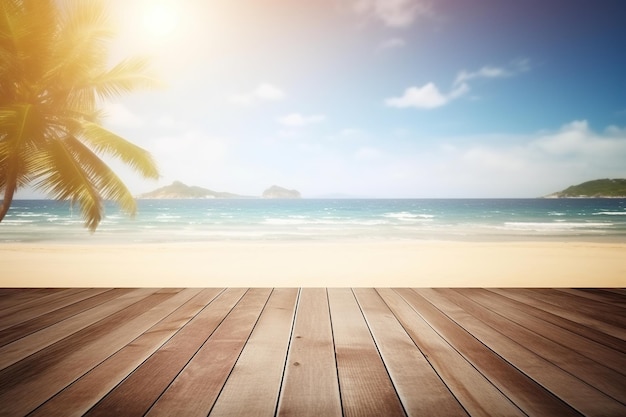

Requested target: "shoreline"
[{"left": 2, "top": 240, "right": 625, "bottom": 287}]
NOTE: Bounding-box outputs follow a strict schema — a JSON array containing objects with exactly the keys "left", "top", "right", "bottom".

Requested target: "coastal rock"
[
  {"left": 138, "top": 181, "right": 246, "bottom": 199},
  {"left": 262, "top": 185, "right": 301, "bottom": 199}
]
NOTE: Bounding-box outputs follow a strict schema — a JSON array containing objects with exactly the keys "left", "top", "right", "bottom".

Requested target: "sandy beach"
[{"left": 2, "top": 240, "right": 625, "bottom": 287}]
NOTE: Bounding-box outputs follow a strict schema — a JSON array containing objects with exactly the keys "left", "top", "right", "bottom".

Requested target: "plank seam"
[
  {"left": 0, "top": 289, "right": 123, "bottom": 348},
  {"left": 141, "top": 288, "right": 249, "bottom": 416},
  {"left": 29, "top": 288, "right": 219, "bottom": 416},
  {"left": 449, "top": 289, "right": 626, "bottom": 406},
  {"left": 352, "top": 288, "right": 407, "bottom": 417},
  {"left": 382, "top": 289, "right": 470, "bottom": 416},
  {"left": 273, "top": 287, "right": 301, "bottom": 417},
  {"left": 85, "top": 288, "right": 238, "bottom": 416},
  {"left": 400, "top": 289, "right": 529, "bottom": 417},
  {"left": 325, "top": 288, "right": 345, "bottom": 417},
  {"left": 205, "top": 288, "right": 276, "bottom": 416}
]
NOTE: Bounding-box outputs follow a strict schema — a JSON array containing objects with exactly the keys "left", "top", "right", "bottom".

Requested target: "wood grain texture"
[
  {"left": 276, "top": 288, "right": 342, "bottom": 417},
  {"left": 29, "top": 288, "right": 213, "bottom": 417},
  {"left": 328, "top": 288, "right": 406, "bottom": 417},
  {"left": 84, "top": 288, "right": 243, "bottom": 417},
  {"left": 353, "top": 288, "right": 468, "bottom": 416},
  {"left": 209, "top": 288, "right": 298, "bottom": 417},
  {"left": 145, "top": 288, "right": 273, "bottom": 417},
  {"left": 0, "top": 288, "right": 623, "bottom": 417}
]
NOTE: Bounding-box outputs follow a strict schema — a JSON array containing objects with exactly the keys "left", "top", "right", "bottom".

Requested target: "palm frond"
[
  {"left": 0, "top": 104, "right": 46, "bottom": 187},
  {"left": 16, "top": 0, "right": 58, "bottom": 84},
  {"left": 80, "top": 122, "right": 159, "bottom": 179},
  {"left": 31, "top": 136, "right": 103, "bottom": 231},
  {"left": 1, "top": 0, "right": 160, "bottom": 231},
  {"left": 62, "top": 134, "right": 137, "bottom": 216},
  {"left": 45, "top": 0, "right": 113, "bottom": 91},
  {"left": 90, "top": 57, "right": 161, "bottom": 100}
]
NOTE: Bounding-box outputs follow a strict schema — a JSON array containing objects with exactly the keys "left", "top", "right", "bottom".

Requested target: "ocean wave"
[
  {"left": 503, "top": 222, "right": 613, "bottom": 231},
  {"left": 593, "top": 211, "right": 626, "bottom": 216},
  {"left": 262, "top": 218, "right": 389, "bottom": 226},
  {"left": 382, "top": 211, "right": 435, "bottom": 220},
  {"left": 15, "top": 212, "right": 48, "bottom": 217}
]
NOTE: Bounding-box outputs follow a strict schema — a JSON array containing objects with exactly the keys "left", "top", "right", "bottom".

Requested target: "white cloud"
[
  {"left": 103, "top": 102, "right": 144, "bottom": 128},
  {"left": 229, "top": 83, "right": 286, "bottom": 106},
  {"left": 378, "top": 37, "right": 406, "bottom": 50},
  {"left": 150, "top": 130, "right": 231, "bottom": 185},
  {"left": 430, "top": 121, "right": 626, "bottom": 195},
  {"left": 385, "top": 82, "right": 469, "bottom": 109},
  {"left": 454, "top": 59, "right": 530, "bottom": 86},
  {"left": 304, "top": 120, "right": 626, "bottom": 197},
  {"left": 354, "top": 0, "right": 433, "bottom": 28},
  {"left": 255, "top": 83, "right": 286, "bottom": 100},
  {"left": 278, "top": 113, "right": 326, "bottom": 127},
  {"left": 531, "top": 120, "right": 626, "bottom": 160},
  {"left": 387, "top": 58, "right": 529, "bottom": 110}
]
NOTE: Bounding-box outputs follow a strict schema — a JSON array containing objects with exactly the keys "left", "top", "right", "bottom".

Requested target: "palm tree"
[{"left": 0, "top": 0, "right": 159, "bottom": 231}]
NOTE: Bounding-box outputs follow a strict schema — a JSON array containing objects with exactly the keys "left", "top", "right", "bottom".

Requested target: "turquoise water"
[{"left": 2, "top": 198, "right": 626, "bottom": 243}]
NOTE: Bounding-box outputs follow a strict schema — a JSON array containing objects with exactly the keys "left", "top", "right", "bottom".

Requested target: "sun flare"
[{"left": 141, "top": 2, "right": 179, "bottom": 38}]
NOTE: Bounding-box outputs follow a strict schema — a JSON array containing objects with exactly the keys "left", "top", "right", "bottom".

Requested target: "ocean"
[{"left": 1, "top": 198, "right": 626, "bottom": 244}]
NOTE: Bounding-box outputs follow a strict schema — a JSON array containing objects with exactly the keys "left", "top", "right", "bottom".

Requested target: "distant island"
[
  {"left": 262, "top": 185, "right": 301, "bottom": 199},
  {"left": 138, "top": 181, "right": 301, "bottom": 199},
  {"left": 545, "top": 178, "right": 626, "bottom": 198}
]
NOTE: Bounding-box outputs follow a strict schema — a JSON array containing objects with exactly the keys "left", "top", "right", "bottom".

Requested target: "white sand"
[{"left": 2, "top": 241, "right": 625, "bottom": 287}]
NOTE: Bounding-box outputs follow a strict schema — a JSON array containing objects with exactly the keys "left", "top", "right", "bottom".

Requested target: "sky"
[{"left": 24, "top": 0, "right": 626, "bottom": 198}]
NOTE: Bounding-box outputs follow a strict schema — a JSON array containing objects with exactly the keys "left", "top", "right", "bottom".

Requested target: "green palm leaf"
[
  {"left": 81, "top": 122, "right": 159, "bottom": 179},
  {"left": 0, "top": 0, "right": 160, "bottom": 229}
]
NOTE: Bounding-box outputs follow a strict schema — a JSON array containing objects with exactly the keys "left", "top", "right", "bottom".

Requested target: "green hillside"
[
  {"left": 548, "top": 179, "right": 626, "bottom": 198},
  {"left": 139, "top": 181, "right": 246, "bottom": 199}
]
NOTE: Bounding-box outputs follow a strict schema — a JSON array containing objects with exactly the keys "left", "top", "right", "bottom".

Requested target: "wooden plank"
[
  {"left": 0, "top": 288, "right": 152, "bottom": 370},
  {"left": 602, "top": 288, "right": 626, "bottom": 296},
  {"left": 492, "top": 288, "right": 626, "bottom": 341},
  {"left": 557, "top": 288, "right": 626, "bottom": 309},
  {"left": 420, "top": 288, "right": 626, "bottom": 416},
  {"left": 465, "top": 288, "right": 626, "bottom": 375},
  {"left": 0, "top": 289, "right": 193, "bottom": 416},
  {"left": 353, "top": 288, "right": 468, "bottom": 416},
  {"left": 0, "top": 288, "right": 93, "bottom": 329},
  {"left": 391, "top": 288, "right": 556, "bottom": 417},
  {"left": 83, "top": 288, "right": 246, "bottom": 417},
  {"left": 0, "top": 288, "right": 621, "bottom": 417},
  {"left": 327, "top": 288, "right": 406, "bottom": 417},
  {"left": 28, "top": 288, "right": 218, "bottom": 417},
  {"left": 487, "top": 289, "right": 626, "bottom": 354},
  {"left": 448, "top": 289, "right": 626, "bottom": 402},
  {"left": 276, "top": 288, "right": 342, "bottom": 417},
  {"left": 528, "top": 289, "right": 626, "bottom": 328},
  {"left": 144, "top": 288, "right": 272, "bottom": 417},
  {"left": 0, "top": 289, "right": 123, "bottom": 347},
  {"left": 0, "top": 289, "right": 66, "bottom": 311},
  {"left": 402, "top": 289, "right": 579, "bottom": 416},
  {"left": 209, "top": 288, "right": 298, "bottom": 417}
]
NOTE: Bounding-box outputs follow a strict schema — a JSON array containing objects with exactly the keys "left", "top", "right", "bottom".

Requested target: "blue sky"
[{"left": 29, "top": 0, "right": 626, "bottom": 198}]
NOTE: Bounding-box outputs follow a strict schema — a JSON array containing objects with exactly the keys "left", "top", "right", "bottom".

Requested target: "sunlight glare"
[{"left": 142, "top": 1, "right": 179, "bottom": 38}]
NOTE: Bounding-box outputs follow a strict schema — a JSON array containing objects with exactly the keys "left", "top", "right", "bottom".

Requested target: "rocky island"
[
  {"left": 138, "top": 181, "right": 301, "bottom": 199},
  {"left": 138, "top": 181, "right": 249, "bottom": 199},
  {"left": 262, "top": 185, "right": 301, "bottom": 199},
  {"left": 545, "top": 178, "right": 626, "bottom": 198}
]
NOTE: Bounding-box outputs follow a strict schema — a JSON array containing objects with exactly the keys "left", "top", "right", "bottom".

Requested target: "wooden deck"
[{"left": 0, "top": 288, "right": 624, "bottom": 416}]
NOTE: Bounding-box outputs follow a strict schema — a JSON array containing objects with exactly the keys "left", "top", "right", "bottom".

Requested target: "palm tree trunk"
[{"left": 0, "top": 180, "right": 16, "bottom": 223}]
